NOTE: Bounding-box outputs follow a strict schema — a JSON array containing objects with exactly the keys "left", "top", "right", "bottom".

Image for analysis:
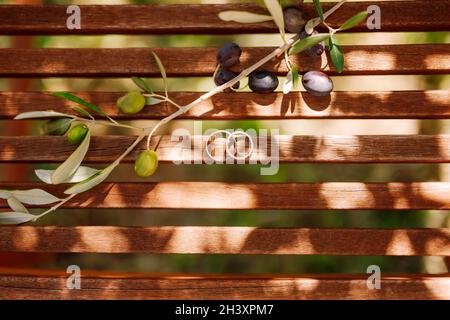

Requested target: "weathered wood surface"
[
  {"left": 0, "top": 227, "right": 448, "bottom": 256},
  {"left": 0, "top": 270, "right": 449, "bottom": 300},
  {"left": 0, "top": 1, "right": 448, "bottom": 35},
  {"left": 1, "top": 182, "right": 450, "bottom": 210},
  {"left": 0, "top": 45, "right": 448, "bottom": 77},
  {"left": 1, "top": 135, "right": 450, "bottom": 164},
  {"left": 2, "top": 91, "right": 450, "bottom": 120}
]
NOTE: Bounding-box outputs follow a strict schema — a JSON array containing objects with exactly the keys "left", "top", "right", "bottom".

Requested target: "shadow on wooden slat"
[{"left": 0, "top": 270, "right": 448, "bottom": 299}]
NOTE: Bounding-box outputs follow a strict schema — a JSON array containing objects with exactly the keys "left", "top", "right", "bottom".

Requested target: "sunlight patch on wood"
[
  {"left": 385, "top": 230, "right": 415, "bottom": 256},
  {"left": 74, "top": 227, "right": 130, "bottom": 253},
  {"left": 314, "top": 135, "right": 361, "bottom": 160},
  {"left": 425, "top": 54, "right": 450, "bottom": 71},
  {"left": 423, "top": 277, "right": 450, "bottom": 300},
  {"left": 167, "top": 227, "right": 253, "bottom": 254},
  {"left": 12, "top": 226, "right": 38, "bottom": 251},
  {"left": 319, "top": 183, "right": 375, "bottom": 209}
]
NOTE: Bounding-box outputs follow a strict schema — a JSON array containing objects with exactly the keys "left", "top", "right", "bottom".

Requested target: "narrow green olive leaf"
[
  {"left": 53, "top": 92, "right": 108, "bottom": 118},
  {"left": 35, "top": 166, "right": 100, "bottom": 184},
  {"left": 145, "top": 96, "right": 165, "bottom": 106},
  {"left": 289, "top": 33, "right": 330, "bottom": 55},
  {"left": 313, "top": 0, "right": 324, "bottom": 22},
  {"left": 291, "top": 64, "right": 299, "bottom": 88},
  {"left": 0, "top": 212, "right": 35, "bottom": 225},
  {"left": 132, "top": 77, "right": 153, "bottom": 93},
  {"left": 11, "top": 189, "right": 61, "bottom": 205},
  {"left": 218, "top": 11, "right": 273, "bottom": 23},
  {"left": 283, "top": 70, "right": 294, "bottom": 94},
  {"left": 7, "top": 197, "right": 29, "bottom": 213},
  {"left": 53, "top": 92, "right": 118, "bottom": 125},
  {"left": 152, "top": 52, "right": 168, "bottom": 93},
  {"left": 338, "top": 11, "right": 368, "bottom": 31},
  {"left": 264, "top": 0, "right": 285, "bottom": 40},
  {"left": 71, "top": 107, "right": 92, "bottom": 119},
  {"left": 64, "top": 162, "right": 118, "bottom": 195},
  {"left": 51, "top": 129, "right": 91, "bottom": 184},
  {"left": 40, "top": 117, "right": 73, "bottom": 136},
  {"left": 328, "top": 35, "right": 344, "bottom": 73},
  {"left": 52, "top": 92, "right": 108, "bottom": 117},
  {"left": 14, "top": 111, "right": 73, "bottom": 120},
  {"left": 0, "top": 190, "right": 12, "bottom": 199}
]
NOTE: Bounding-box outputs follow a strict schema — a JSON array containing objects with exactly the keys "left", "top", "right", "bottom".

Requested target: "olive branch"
[{"left": 0, "top": 0, "right": 368, "bottom": 224}]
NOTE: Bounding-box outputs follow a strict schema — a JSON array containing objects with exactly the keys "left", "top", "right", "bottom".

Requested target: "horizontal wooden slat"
[
  {"left": 0, "top": 270, "right": 449, "bottom": 300},
  {"left": 0, "top": 227, "right": 447, "bottom": 256},
  {"left": 2, "top": 91, "right": 450, "bottom": 120},
  {"left": 0, "top": 1, "right": 448, "bottom": 34},
  {"left": 0, "top": 45, "right": 448, "bottom": 77},
  {"left": 1, "top": 182, "right": 450, "bottom": 210},
  {"left": 1, "top": 135, "right": 450, "bottom": 164}
]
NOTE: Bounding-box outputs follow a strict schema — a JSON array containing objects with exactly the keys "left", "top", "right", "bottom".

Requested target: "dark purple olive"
[
  {"left": 299, "top": 30, "right": 325, "bottom": 57},
  {"left": 302, "top": 71, "right": 333, "bottom": 96},
  {"left": 214, "top": 68, "right": 240, "bottom": 92},
  {"left": 283, "top": 8, "right": 306, "bottom": 33},
  {"left": 216, "top": 42, "right": 242, "bottom": 68},
  {"left": 249, "top": 71, "right": 279, "bottom": 93}
]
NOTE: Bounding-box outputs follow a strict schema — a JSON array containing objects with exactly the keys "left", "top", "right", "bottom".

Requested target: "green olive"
[
  {"left": 116, "top": 91, "right": 146, "bottom": 114},
  {"left": 134, "top": 150, "right": 158, "bottom": 177},
  {"left": 67, "top": 123, "right": 88, "bottom": 145},
  {"left": 41, "top": 117, "right": 72, "bottom": 136}
]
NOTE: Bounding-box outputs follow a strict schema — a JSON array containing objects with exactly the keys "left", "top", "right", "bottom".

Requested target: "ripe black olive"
[
  {"left": 214, "top": 68, "right": 240, "bottom": 92},
  {"left": 216, "top": 42, "right": 242, "bottom": 68},
  {"left": 299, "top": 30, "right": 325, "bottom": 57},
  {"left": 249, "top": 71, "right": 279, "bottom": 93},
  {"left": 302, "top": 71, "right": 333, "bottom": 96},
  {"left": 283, "top": 8, "right": 306, "bottom": 33}
]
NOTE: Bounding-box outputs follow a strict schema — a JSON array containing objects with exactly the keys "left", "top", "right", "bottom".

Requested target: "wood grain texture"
[
  {"left": 2, "top": 134, "right": 450, "bottom": 164},
  {"left": 0, "top": 1, "right": 448, "bottom": 35},
  {"left": 0, "top": 270, "right": 449, "bottom": 300},
  {"left": 2, "top": 91, "right": 450, "bottom": 120},
  {"left": 0, "top": 226, "right": 448, "bottom": 256},
  {"left": 0, "top": 45, "right": 448, "bottom": 77},
  {"left": 1, "top": 182, "right": 450, "bottom": 210}
]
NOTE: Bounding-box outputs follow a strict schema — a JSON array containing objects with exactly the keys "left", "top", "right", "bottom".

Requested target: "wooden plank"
[
  {"left": 0, "top": 45, "right": 448, "bottom": 77},
  {"left": 2, "top": 91, "right": 450, "bottom": 120},
  {"left": 1, "top": 182, "right": 450, "bottom": 210},
  {"left": 0, "top": 227, "right": 447, "bottom": 256},
  {"left": 1, "top": 135, "right": 450, "bottom": 164},
  {"left": 0, "top": 270, "right": 449, "bottom": 299},
  {"left": 0, "top": 1, "right": 448, "bottom": 34}
]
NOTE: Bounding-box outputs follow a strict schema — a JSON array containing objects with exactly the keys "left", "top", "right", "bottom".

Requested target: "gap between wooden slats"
[
  {"left": 0, "top": 45, "right": 448, "bottom": 77},
  {"left": 0, "top": 227, "right": 448, "bottom": 256},
  {"left": 2, "top": 91, "right": 449, "bottom": 120},
  {"left": 0, "top": 1, "right": 448, "bottom": 34},
  {"left": 1, "top": 182, "right": 450, "bottom": 210}
]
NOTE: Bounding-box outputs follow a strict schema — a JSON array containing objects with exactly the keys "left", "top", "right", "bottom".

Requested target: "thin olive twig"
[
  {"left": 143, "top": 93, "right": 182, "bottom": 109},
  {"left": 33, "top": 193, "right": 77, "bottom": 220},
  {"left": 144, "top": 35, "right": 299, "bottom": 150},
  {"left": 34, "top": 132, "right": 148, "bottom": 221},
  {"left": 143, "top": 1, "right": 349, "bottom": 150},
  {"left": 27, "top": 1, "right": 349, "bottom": 223},
  {"left": 73, "top": 116, "right": 146, "bottom": 131}
]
